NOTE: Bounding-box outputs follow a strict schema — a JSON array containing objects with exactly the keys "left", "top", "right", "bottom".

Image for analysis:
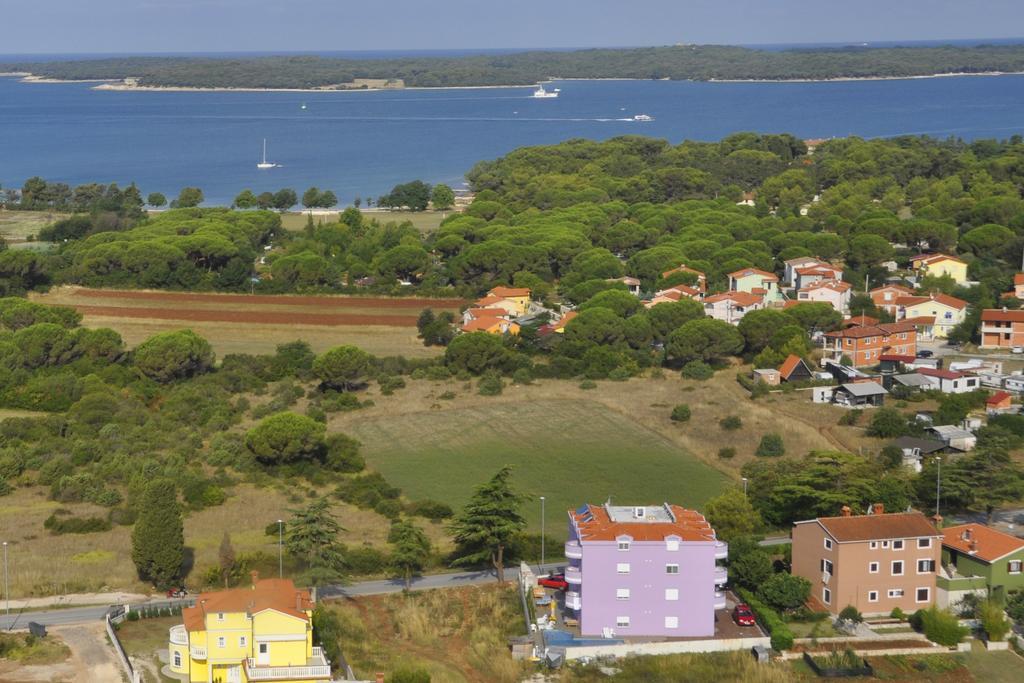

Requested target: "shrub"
[
  {"left": 681, "top": 360, "right": 714, "bottom": 380},
  {"left": 438, "top": 390, "right": 456, "bottom": 400},
  {"left": 838, "top": 409, "right": 862, "bottom": 426},
  {"left": 512, "top": 368, "right": 533, "bottom": 385},
  {"left": 717, "top": 447, "right": 736, "bottom": 459},
  {"left": 406, "top": 499, "right": 454, "bottom": 520},
  {"left": 919, "top": 605, "right": 968, "bottom": 647},
  {"left": 757, "top": 573, "right": 811, "bottom": 612},
  {"left": 377, "top": 375, "right": 406, "bottom": 396},
  {"left": 390, "top": 668, "right": 431, "bottom": 683},
  {"left": 43, "top": 513, "right": 111, "bottom": 534},
  {"left": 890, "top": 607, "right": 906, "bottom": 620},
  {"left": 736, "top": 587, "right": 794, "bottom": 651},
  {"left": 750, "top": 381, "right": 770, "bottom": 399},
  {"left": 579, "top": 380, "right": 597, "bottom": 390},
  {"left": 670, "top": 404, "right": 691, "bottom": 423},
  {"left": 477, "top": 371, "right": 504, "bottom": 396},
  {"left": 720, "top": 415, "right": 742, "bottom": 430},
  {"left": 838, "top": 605, "right": 863, "bottom": 623},
  {"left": 979, "top": 600, "right": 1011, "bottom": 642},
  {"left": 755, "top": 433, "right": 785, "bottom": 457}
]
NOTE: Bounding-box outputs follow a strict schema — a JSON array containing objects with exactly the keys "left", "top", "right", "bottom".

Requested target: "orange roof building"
[{"left": 940, "top": 524, "right": 1024, "bottom": 591}]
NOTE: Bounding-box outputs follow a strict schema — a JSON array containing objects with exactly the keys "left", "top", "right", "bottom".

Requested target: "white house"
[
  {"left": 915, "top": 368, "right": 981, "bottom": 394},
  {"left": 702, "top": 291, "right": 765, "bottom": 324},
  {"left": 795, "top": 280, "right": 852, "bottom": 314}
]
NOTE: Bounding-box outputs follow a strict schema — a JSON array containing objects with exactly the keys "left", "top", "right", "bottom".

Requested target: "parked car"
[
  {"left": 537, "top": 574, "right": 568, "bottom": 591},
  {"left": 916, "top": 350, "right": 934, "bottom": 358},
  {"left": 732, "top": 603, "right": 756, "bottom": 627},
  {"left": 166, "top": 587, "right": 188, "bottom": 598},
  {"left": 1014, "top": 347, "right": 1024, "bottom": 355}
]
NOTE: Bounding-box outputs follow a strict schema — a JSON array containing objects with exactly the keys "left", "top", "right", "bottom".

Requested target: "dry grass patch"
[
  {"left": 279, "top": 210, "right": 449, "bottom": 234},
  {"left": 0, "top": 210, "right": 68, "bottom": 242}
]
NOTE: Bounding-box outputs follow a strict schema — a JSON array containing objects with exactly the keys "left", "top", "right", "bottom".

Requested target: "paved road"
[{"left": 1, "top": 543, "right": 793, "bottom": 629}]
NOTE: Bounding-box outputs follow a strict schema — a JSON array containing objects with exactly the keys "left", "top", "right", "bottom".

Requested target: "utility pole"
[
  {"left": 3, "top": 541, "right": 8, "bottom": 616},
  {"left": 539, "top": 496, "right": 546, "bottom": 571},
  {"left": 742, "top": 477, "right": 748, "bottom": 496},
  {"left": 935, "top": 457, "right": 942, "bottom": 519},
  {"left": 277, "top": 519, "right": 283, "bottom": 579}
]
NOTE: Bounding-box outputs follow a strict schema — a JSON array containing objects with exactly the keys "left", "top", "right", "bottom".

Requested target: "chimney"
[
  {"left": 872, "top": 503, "right": 884, "bottom": 515},
  {"left": 840, "top": 506, "right": 852, "bottom": 517},
  {"left": 969, "top": 538, "right": 978, "bottom": 553},
  {"left": 961, "top": 528, "right": 972, "bottom": 541},
  {"left": 376, "top": 674, "right": 385, "bottom": 683},
  {"left": 250, "top": 570, "right": 259, "bottom": 589},
  {"left": 932, "top": 514, "right": 943, "bottom": 529},
  {"left": 296, "top": 592, "right": 302, "bottom": 611}
]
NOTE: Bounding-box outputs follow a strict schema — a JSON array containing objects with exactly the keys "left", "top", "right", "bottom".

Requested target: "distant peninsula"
[{"left": 5, "top": 44, "right": 1024, "bottom": 90}]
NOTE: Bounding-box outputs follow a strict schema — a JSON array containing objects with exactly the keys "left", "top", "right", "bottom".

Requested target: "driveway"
[{"left": 0, "top": 624, "right": 119, "bottom": 683}]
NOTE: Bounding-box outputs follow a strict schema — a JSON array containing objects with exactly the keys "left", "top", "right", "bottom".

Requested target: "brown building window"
[
  {"left": 892, "top": 561, "right": 904, "bottom": 576},
  {"left": 892, "top": 540, "right": 904, "bottom": 550},
  {"left": 916, "top": 587, "right": 930, "bottom": 603},
  {"left": 917, "top": 538, "right": 932, "bottom": 549},
  {"left": 917, "top": 559, "right": 935, "bottom": 574},
  {"left": 1009, "top": 560, "right": 1022, "bottom": 574}
]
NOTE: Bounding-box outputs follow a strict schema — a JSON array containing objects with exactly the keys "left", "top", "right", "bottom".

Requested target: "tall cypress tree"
[{"left": 131, "top": 479, "right": 184, "bottom": 589}]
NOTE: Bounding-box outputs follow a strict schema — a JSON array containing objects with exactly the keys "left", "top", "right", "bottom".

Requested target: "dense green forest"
[{"left": 6, "top": 44, "right": 1024, "bottom": 88}]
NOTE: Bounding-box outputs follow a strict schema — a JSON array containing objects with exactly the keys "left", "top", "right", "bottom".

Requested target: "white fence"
[
  {"left": 561, "top": 635, "right": 771, "bottom": 660},
  {"left": 104, "top": 612, "right": 141, "bottom": 683}
]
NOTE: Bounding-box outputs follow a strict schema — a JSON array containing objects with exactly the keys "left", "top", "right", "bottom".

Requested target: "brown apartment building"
[
  {"left": 792, "top": 505, "right": 942, "bottom": 616},
  {"left": 980, "top": 308, "right": 1024, "bottom": 349},
  {"left": 822, "top": 322, "right": 917, "bottom": 368}
]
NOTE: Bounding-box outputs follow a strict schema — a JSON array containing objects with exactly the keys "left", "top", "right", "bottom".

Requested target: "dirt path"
[{"left": 50, "top": 624, "right": 122, "bottom": 683}]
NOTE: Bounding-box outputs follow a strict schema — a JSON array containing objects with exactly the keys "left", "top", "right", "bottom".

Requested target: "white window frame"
[
  {"left": 882, "top": 540, "right": 890, "bottom": 549},
  {"left": 173, "top": 651, "right": 181, "bottom": 667},
  {"left": 665, "top": 588, "right": 679, "bottom": 601},
  {"left": 666, "top": 540, "right": 679, "bottom": 551},
  {"left": 616, "top": 616, "right": 630, "bottom": 628},
  {"left": 822, "top": 587, "right": 831, "bottom": 605},
  {"left": 616, "top": 588, "right": 630, "bottom": 601},
  {"left": 869, "top": 541, "right": 878, "bottom": 550},
  {"left": 918, "top": 538, "right": 932, "bottom": 549},
  {"left": 617, "top": 541, "right": 630, "bottom": 552},
  {"left": 869, "top": 561, "right": 879, "bottom": 574},
  {"left": 892, "top": 540, "right": 904, "bottom": 551},
  {"left": 665, "top": 564, "right": 680, "bottom": 574},
  {"left": 617, "top": 563, "right": 631, "bottom": 574},
  {"left": 217, "top": 637, "right": 226, "bottom": 648},
  {"left": 239, "top": 636, "right": 247, "bottom": 647},
  {"left": 217, "top": 612, "right": 225, "bottom": 621},
  {"left": 916, "top": 587, "right": 930, "bottom": 603},
  {"left": 664, "top": 616, "right": 679, "bottom": 629},
  {"left": 824, "top": 538, "right": 833, "bottom": 550},
  {"left": 892, "top": 560, "right": 904, "bottom": 576},
  {"left": 868, "top": 591, "right": 879, "bottom": 603},
  {"left": 1009, "top": 560, "right": 1023, "bottom": 575},
  {"left": 917, "top": 559, "right": 935, "bottom": 574},
  {"left": 822, "top": 559, "right": 834, "bottom": 575},
  {"left": 888, "top": 589, "right": 904, "bottom": 598}
]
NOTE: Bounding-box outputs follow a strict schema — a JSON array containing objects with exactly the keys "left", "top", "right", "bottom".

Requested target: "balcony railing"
[
  {"left": 565, "top": 591, "right": 582, "bottom": 610},
  {"left": 565, "top": 565, "right": 583, "bottom": 584},
  {"left": 713, "top": 591, "right": 727, "bottom": 610},
  {"left": 713, "top": 566, "right": 727, "bottom": 585},
  {"left": 169, "top": 625, "right": 188, "bottom": 646},
  {"left": 190, "top": 645, "right": 207, "bottom": 660},
  {"left": 244, "top": 649, "right": 331, "bottom": 681},
  {"left": 713, "top": 541, "right": 728, "bottom": 560},
  {"left": 564, "top": 541, "right": 583, "bottom": 559}
]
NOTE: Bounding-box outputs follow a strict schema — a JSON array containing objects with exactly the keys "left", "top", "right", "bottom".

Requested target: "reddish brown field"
[{"left": 31, "top": 286, "right": 464, "bottom": 357}]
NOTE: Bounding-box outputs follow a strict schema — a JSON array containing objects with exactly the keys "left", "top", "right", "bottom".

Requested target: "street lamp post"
[
  {"left": 3, "top": 541, "right": 8, "bottom": 616},
  {"left": 277, "top": 519, "right": 283, "bottom": 579},
  {"left": 742, "top": 477, "right": 748, "bottom": 496},
  {"left": 935, "top": 457, "right": 942, "bottom": 519},
  {"left": 539, "top": 497, "right": 546, "bottom": 571}
]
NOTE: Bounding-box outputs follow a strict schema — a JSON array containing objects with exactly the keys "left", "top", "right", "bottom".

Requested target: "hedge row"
[{"left": 735, "top": 587, "right": 795, "bottom": 651}]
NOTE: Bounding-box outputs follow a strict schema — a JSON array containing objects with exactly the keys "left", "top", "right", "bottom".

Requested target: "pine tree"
[
  {"left": 219, "top": 531, "right": 236, "bottom": 588},
  {"left": 449, "top": 466, "right": 525, "bottom": 582},
  {"left": 389, "top": 520, "right": 431, "bottom": 590},
  {"left": 131, "top": 479, "right": 184, "bottom": 589},
  {"left": 286, "top": 499, "right": 346, "bottom": 585}
]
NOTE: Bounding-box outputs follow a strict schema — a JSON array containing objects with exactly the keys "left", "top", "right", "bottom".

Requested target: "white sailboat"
[
  {"left": 256, "top": 139, "right": 277, "bottom": 169},
  {"left": 531, "top": 84, "right": 559, "bottom": 98}
]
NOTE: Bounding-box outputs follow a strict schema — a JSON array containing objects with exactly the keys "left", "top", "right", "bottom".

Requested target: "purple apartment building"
[{"left": 564, "top": 503, "right": 728, "bottom": 638}]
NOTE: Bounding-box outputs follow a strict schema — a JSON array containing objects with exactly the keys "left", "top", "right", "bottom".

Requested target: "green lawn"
[{"left": 348, "top": 398, "right": 729, "bottom": 531}]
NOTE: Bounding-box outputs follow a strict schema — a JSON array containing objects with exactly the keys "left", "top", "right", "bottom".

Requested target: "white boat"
[
  {"left": 256, "top": 139, "right": 277, "bottom": 169},
  {"left": 531, "top": 84, "right": 559, "bottom": 98},
  {"left": 632, "top": 114, "right": 654, "bottom": 122},
  {"left": 300, "top": 103, "right": 307, "bottom": 110}
]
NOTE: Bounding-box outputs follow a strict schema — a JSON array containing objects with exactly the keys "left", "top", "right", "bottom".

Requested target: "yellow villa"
[
  {"left": 168, "top": 573, "right": 332, "bottom": 683},
  {"left": 911, "top": 253, "right": 968, "bottom": 285}
]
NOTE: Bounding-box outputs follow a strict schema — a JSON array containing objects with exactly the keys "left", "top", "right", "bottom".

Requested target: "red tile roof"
[
  {"left": 778, "top": 354, "right": 811, "bottom": 379},
  {"left": 1015, "top": 274, "right": 1024, "bottom": 286},
  {"left": 880, "top": 354, "right": 916, "bottom": 363},
  {"left": 728, "top": 267, "right": 778, "bottom": 281},
  {"left": 917, "top": 367, "right": 966, "bottom": 381},
  {"left": 182, "top": 578, "right": 312, "bottom": 632},
  {"left": 488, "top": 286, "right": 531, "bottom": 298},
  {"left": 661, "top": 264, "right": 706, "bottom": 280},
  {"left": 912, "top": 253, "right": 966, "bottom": 266},
  {"left": 801, "top": 280, "right": 852, "bottom": 293},
  {"left": 552, "top": 310, "right": 578, "bottom": 331},
  {"left": 987, "top": 391, "right": 1012, "bottom": 406},
  {"left": 941, "top": 523, "right": 1024, "bottom": 563},
  {"left": 804, "top": 512, "right": 940, "bottom": 543},
  {"left": 870, "top": 284, "right": 914, "bottom": 296},
  {"left": 845, "top": 315, "right": 879, "bottom": 328},
  {"left": 571, "top": 504, "right": 717, "bottom": 543},
  {"left": 902, "top": 316, "right": 936, "bottom": 326},
  {"left": 825, "top": 322, "right": 916, "bottom": 339},
  {"left": 895, "top": 293, "right": 967, "bottom": 310},
  {"left": 704, "top": 291, "right": 764, "bottom": 307},
  {"left": 982, "top": 309, "right": 1024, "bottom": 323}
]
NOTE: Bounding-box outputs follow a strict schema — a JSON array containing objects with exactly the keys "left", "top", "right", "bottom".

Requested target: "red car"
[
  {"left": 166, "top": 587, "right": 188, "bottom": 598},
  {"left": 537, "top": 574, "right": 568, "bottom": 591},
  {"left": 732, "top": 603, "right": 756, "bottom": 627}
]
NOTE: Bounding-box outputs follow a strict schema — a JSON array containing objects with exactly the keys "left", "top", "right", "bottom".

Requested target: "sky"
[{"left": 4, "top": 0, "right": 1024, "bottom": 55}]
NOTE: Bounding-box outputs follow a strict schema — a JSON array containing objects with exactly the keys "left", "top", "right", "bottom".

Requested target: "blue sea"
[{"left": 2, "top": 72, "right": 1024, "bottom": 205}]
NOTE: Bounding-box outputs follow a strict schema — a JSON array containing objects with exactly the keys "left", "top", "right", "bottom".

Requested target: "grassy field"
[
  {"left": 279, "top": 209, "right": 450, "bottom": 233},
  {"left": 117, "top": 615, "right": 179, "bottom": 683},
  {"left": 0, "top": 209, "right": 68, "bottom": 243},
  {"left": 559, "top": 651, "right": 797, "bottom": 682},
  {"left": 345, "top": 398, "right": 729, "bottom": 531},
  {"left": 30, "top": 286, "right": 458, "bottom": 358},
  {"left": 325, "top": 584, "right": 525, "bottom": 683}
]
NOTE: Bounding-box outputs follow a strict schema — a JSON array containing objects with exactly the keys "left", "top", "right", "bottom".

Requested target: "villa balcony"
[
  {"left": 565, "top": 565, "right": 583, "bottom": 585},
  {"left": 565, "top": 591, "right": 582, "bottom": 611},
  {"left": 713, "top": 566, "right": 728, "bottom": 586},
  {"left": 244, "top": 647, "right": 331, "bottom": 681},
  {"left": 714, "top": 591, "right": 727, "bottom": 610},
  {"left": 190, "top": 645, "right": 207, "bottom": 660},
  {"left": 713, "top": 540, "right": 728, "bottom": 560},
  {"left": 564, "top": 541, "right": 583, "bottom": 560},
  {"left": 168, "top": 625, "right": 188, "bottom": 646}
]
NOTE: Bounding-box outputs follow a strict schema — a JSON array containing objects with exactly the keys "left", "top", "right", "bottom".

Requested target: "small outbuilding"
[
  {"left": 834, "top": 381, "right": 888, "bottom": 407},
  {"left": 779, "top": 354, "right": 813, "bottom": 383},
  {"left": 930, "top": 425, "right": 977, "bottom": 452},
  {"left": 890, "top": 436, "right": 946, "bottom": 472},
  {"left": 753, "top": 368, "right": 781, "bottom": 386},
  {"left": 986, "top": 391, "right": 1014, "bottom": 414}
]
